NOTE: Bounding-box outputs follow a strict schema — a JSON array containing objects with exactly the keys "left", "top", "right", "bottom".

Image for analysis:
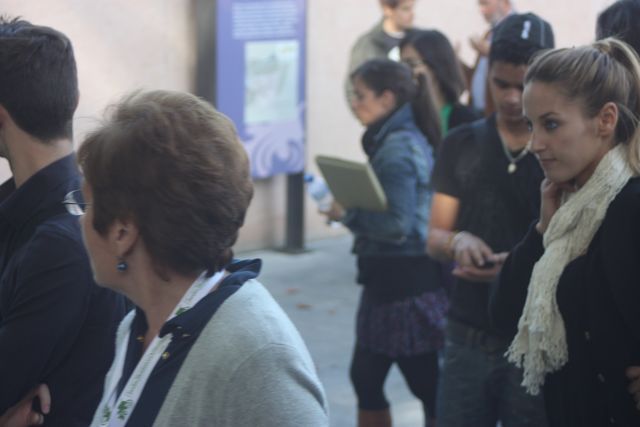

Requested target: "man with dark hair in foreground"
[{"left": 0, "top": 17, "right": 126, "bottom": 426}]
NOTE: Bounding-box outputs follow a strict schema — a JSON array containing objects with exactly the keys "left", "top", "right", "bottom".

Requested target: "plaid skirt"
[{"left": 355, "top": 287, "right": 448, "bottom": 358}]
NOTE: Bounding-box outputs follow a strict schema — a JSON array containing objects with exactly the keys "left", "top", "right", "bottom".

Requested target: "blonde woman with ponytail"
[{"left": 490, "top": 38, "right": 640, "bottom": 427}]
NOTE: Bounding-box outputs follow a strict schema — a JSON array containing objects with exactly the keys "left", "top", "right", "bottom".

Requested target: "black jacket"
[
  {"left": 0, "top": 155, "right": 127, "bottom": 426},
  {"left": 490, "top": 178, "right": 640, "bottom": 427}
]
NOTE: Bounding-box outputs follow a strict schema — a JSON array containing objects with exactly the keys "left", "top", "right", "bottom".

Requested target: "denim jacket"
[{"left": 343, "top": 103, "right": 434, "bottom": 256}]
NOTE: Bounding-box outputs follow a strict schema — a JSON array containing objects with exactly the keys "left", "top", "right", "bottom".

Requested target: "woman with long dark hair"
[
  {"left": 324, "top": 58, "right": 446, "bottom": 427},
  {"left": 400, "top": 29, "right": 479, "bottom": 135}
]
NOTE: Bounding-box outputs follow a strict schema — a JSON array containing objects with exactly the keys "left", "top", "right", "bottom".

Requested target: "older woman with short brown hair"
[{"left": 70, "top": 90, "right": 327, "bottom": 427}]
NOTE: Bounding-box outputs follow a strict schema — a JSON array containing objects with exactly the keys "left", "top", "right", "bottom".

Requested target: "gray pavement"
[{"left": 241, "top": 236, "right": 423, "bottom": 427}]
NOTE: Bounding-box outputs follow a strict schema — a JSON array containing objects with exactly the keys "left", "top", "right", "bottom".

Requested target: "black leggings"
[{"left": 350, "top": 345, "right": 439, "bottom": 417}]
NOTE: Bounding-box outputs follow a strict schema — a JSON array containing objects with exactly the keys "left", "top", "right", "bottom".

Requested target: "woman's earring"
[{"left": 116, "top": 258, "right": 128, "bottom": 272}]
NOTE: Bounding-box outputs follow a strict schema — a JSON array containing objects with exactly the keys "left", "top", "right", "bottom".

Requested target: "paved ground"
[{"left": 241, "top": 236, "right": 423, "bottom": 427}]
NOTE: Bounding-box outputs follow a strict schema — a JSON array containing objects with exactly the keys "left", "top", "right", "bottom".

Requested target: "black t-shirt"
[{"left": 432, "top": 114, "right": 543, "bottom": 333}]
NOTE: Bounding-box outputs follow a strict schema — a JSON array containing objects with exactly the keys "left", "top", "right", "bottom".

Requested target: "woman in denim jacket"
[{"left": 325, "top": 59, "right": 447, "bottom": 427}]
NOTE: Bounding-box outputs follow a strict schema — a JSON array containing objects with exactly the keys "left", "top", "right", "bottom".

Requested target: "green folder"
[{"left": 315, "top": 155, "right": 388, "bottom": 212}]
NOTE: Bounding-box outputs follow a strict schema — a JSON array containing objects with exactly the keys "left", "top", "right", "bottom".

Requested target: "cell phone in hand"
[{"left": 475, "top": 260, "right": 495, "bottom": 269}]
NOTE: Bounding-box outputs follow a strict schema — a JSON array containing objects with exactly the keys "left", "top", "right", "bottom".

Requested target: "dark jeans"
[{"left": 436, "top": 320, "right": 548, "bottom": 427}]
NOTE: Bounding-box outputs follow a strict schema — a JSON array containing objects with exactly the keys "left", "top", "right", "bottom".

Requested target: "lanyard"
[{"left": 93, "top": 270, "right": 225, "bottom": 427}]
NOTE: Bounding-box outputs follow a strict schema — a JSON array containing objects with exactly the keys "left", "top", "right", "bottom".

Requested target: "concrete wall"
[{"left": 0, "top": 0, "right": 615, "bottom": 250}]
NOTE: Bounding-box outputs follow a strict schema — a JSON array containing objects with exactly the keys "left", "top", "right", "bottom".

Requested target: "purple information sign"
[{"left": 216, "top": 0, "right": 306, "bottom": 179}]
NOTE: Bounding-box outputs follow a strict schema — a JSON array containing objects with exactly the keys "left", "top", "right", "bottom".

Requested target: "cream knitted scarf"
[{"left": 506, "top": 144, "right": 634, "bottom": 395}]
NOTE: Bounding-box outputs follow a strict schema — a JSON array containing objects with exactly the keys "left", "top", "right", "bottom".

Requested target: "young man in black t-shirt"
[{"left": 427, "top": 13, "right": 554, "bottom": 426}]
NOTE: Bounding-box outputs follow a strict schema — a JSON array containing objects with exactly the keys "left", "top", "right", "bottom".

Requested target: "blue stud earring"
[{"left": 116, "top": 258, "right": 128, "bottom": 272}]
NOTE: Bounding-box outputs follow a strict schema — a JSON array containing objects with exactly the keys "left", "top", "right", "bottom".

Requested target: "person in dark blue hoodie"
[
  {"left": 0, "top": 17, "right": 127, "bottom": 426},
  {"left": 325, "top": 58, "right": 446, "bottom": 427}
]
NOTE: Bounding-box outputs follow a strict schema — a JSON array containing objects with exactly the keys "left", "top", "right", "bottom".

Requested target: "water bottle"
[{"left": 304, "top": 174, "right": 333, "bottom": 212}]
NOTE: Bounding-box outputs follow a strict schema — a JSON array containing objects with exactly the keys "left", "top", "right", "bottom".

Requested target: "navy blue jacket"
[{"left": 0, "top": 155, "right": 127, "bottom": 426}]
